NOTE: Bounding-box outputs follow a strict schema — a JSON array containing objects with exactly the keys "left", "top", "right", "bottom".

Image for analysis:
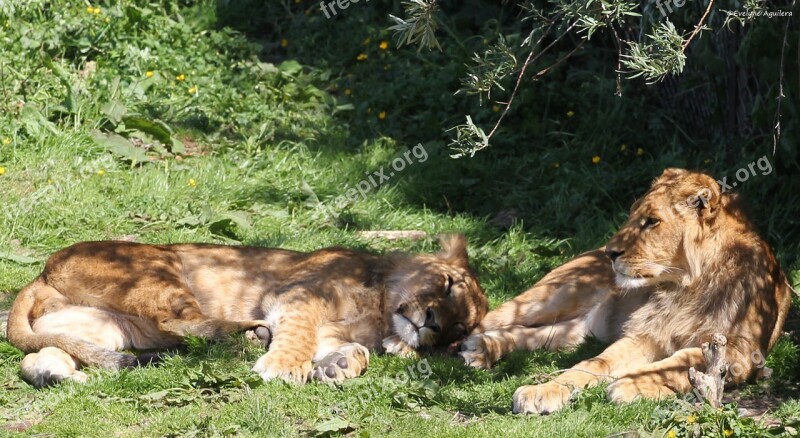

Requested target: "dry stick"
[
  {"left": 682, "top": 0, "right": 716, "bottom": 53},
  {"left": 356, "top": 230, "right": 427, "bottom": 241},
  {"left": 688, "top": 333, "right": 728, "bottom": 408},
  {"left": 534, "top": 41, "right": 585, "bottom": 78},
  {"left": 772, "top": 0, "right": 793, "bottom": 155}
]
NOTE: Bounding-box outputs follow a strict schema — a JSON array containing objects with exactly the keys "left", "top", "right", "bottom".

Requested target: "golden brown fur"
[
  {"left": 7, "top": 235, "right": 487, "bottom": 387},
  {"left": 460, "top": 168, "right": 792, "bottom": 414}
]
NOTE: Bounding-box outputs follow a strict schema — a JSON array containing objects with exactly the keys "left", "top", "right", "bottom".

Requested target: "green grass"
[{"left": 0, "top": 1, "right": 798, "bottom": 436}]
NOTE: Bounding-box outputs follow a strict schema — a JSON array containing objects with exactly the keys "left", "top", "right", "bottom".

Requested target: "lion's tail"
[{"left": 7, "top": 278, "right": 147, "bottom": 370}]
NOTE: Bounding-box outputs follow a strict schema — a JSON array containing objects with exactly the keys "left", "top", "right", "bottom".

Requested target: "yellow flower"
[
  {"left": 188, "top": 86, "right": 197, "bottom": 95},
  {"left": 620, "top": 144, "right": 627, "bottom": 151},
  {"left": 724, "top": 429, "right": 733, "bottom": 436},
  {"left": 636, "top": 147, "right": 644, "bottom": 156},
  {"left": 666, "top": 431, "right": 676, "bottom": 438},
  {"left": 0, "top": 167, "right": 5, "bottom": 176},
  {"left": 2, "top": 137, "right": 10, "bottom": 145},
  {"left": 356, "top": 53, "right": 368, "bottom": 61},
  {"left": 492, "top": 105, "right": 500, "bottom": 112},
  {"left": 553, "top": 162, "right": 560, "bottom": 168},
  {"left": 379, "top": 41, "right": 389, "bottom": 50},
  {"left": 104, "top": 16, "right": 109, "bottom": 23},
  {"left": 344, "top": 88, "right": 352, "bottom": 96},
  {"left": 93, "top": 7, "right": 101, "bottom": 14},
  {"left": 378, "top": 111, "right": 387, "bottom": 120},
  {"left": 592, "top": 155, "right": 601, "bottom": 164},
  {"left": 188, "top": 178, "right": 196, "bottom": 187},
  {"left": 97, "top": 169, "right": 105, "bottom": 176},
  {"left": 176, "top": 73, "right": 185, "bottom": 81},
  {"left": 280, "top": 38, "right": 289, "bottom": 48},
  {"left": 86, "top": 6, "right": 94, "bottom": 13},
  {"left": 566, "top": 110, "right": 575, "bottom": 117},
  {"left": 145, "top": 71, "right": 154, "bottom": 78},
  {"left": 686, "top": 414, "right": 696, "bottom": 424}
]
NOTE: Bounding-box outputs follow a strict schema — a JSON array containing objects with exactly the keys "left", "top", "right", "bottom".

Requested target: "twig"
[
  {"left": 682, "top": 0, "right": 716, "bottom": 52},
  {"left": 772, "top": 0, "right": 793, "bottom": 155},
  {"left": 356, "top": 230, "right": 427, "bottom": 241}
]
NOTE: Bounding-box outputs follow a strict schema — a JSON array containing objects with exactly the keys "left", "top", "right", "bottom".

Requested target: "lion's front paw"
[
  {"left": 311, "top": 343, "right": 370, "bottom": 383},
  {"left": 252, "top": 352, "right": 312, "bottom": 384},
  {"left": 606, "top": 377, "right": 675, "bottom": 403},
  {"left": 513, "top": 383, "right": 573, "bottom": 415},
  {"left": 458, "top": 334, "right": 495, "bottom": 369},
  {"left": 381, "top": 335, "right": 418, "bottom": 358}
]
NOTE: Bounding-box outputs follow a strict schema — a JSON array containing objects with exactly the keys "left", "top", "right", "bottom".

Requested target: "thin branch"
[
  {"left": 772, "top": 0, "right": 793, "bottom": 155},
  {"left": 682, "top": 0, "right": 716, "bottom": 52},
  {"left": 485, "top": 20, "right": 580, "bottom": 142},
  {"left": 535, "top": 41, "right": 585, "bottom": 77}
]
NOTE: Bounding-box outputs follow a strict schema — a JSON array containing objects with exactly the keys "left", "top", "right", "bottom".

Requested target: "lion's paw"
[
  {"left": 512, "top": 383, "right": 573, "bottom": 415},
  {"left": 606, "top": 377, "right": 675, "bottom": 403},
  {"left": 381, "top": 335, "right": 419, "bottom": 358},
  {"left": 311, "top": 343, "right": 370, "bottom": 383},
  {"left": 244, "top": 326, "right": 272, "bottom": 348},
  {"left": 458, "top": 334, "right": 495, "bottom": 369},
  {"left": 252, "top": 352, "right": 312, "bottom": 384}
]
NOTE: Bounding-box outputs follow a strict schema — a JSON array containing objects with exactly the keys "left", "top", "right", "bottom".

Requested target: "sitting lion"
[
  {"left": 459, "top": 168, "right": 792, "bottom": 414},
  {"left": 7, "top": 234, "right": 488, "bottom": 387}
]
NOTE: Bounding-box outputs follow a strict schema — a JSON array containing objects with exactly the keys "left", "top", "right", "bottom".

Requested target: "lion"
[
  {"left": 459, "top": 168, "right": 793, "bottom": 414},
  {"left": 6, "top": 234, "right": 487, "bottom": 387}
]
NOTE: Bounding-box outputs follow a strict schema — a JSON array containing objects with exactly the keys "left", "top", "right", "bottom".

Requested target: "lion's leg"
[
  {"left": 20, "top": 347, "right": 87, "bottom": 388},
  {"left": 307, "top": 323, "right": 372, "bottom": 383},
  {"left": 513, "top": 335, "right": 663, "bottom": 414},
  {"left": 460, "top": 320, "right": 589, "bottom": 369},
  {"left": 605, "top": 347, "right": 704, "bottom": 403},
  {"left": 147, "top": 285, "right": 268, "bottom": 339},
  {"left": 251, "top": 287, "right": 325, "bottom": 384}
]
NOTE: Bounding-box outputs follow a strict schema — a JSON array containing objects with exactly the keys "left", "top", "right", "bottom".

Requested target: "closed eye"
[
  {"left": 642, "top": 217, "right": 661, "bottom": 229},
  {"left": 444, "top": 275, "right": 454, "bottom": 296}
]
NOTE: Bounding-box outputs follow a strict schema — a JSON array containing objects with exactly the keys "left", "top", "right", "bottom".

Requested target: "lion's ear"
[
  {"left": 684, "top": 173, "right": 721, "bottom": 222},
  {"left": 437, "top": 234, "right": 469, "bottom": 267}
]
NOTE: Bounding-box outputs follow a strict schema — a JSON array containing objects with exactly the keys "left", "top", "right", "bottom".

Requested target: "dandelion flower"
[
  {"left": 93, "top": 7, "right": 101, "bottom": 14},
  {"left": 188, "top": 86, "right": 197, "bottom": 95},
  {"left": 378, "top": 111, "right": 387, "bottom": 120},
  {"left": 724, "top": 430, "right": 733, "bottom": 437},
  {"left": 686, "top": 414, "right": 696, "bottom": 424},
  {"left": 620, "top": 144, "right": 627, "bottom": 151},
  {"left": 666, "top": 431, "right": 676, "bottom": 438},
  {"left": 356, "top": 53, "right": 368, "bottom": 61},
  {"left": 86, "top": 6, "right": 94, "bottom": 13},
  {"left": 0, "top": 167, "right": 5, "bottom": 176},
  {"left": 592, "top": 155, "right": 601, "bottom": 164},
  {"left": 344, "top": 88, "right": 352, "bottom": 96},
  {"left": 145, "top": 71, "right": 154, "bottom": 78},
  {"left": 566, "top": 110, "right": 575, "bottom": 117},
  {"left": 636, "top": 147, "right": 644, "bottom": 156},
  {"left": 379, "top": 41, "right": 389, "bottom": 50},
  {"left": 2, "top": 137, "right": 10, "bottom": 145},
  {"left": 188, "top": 178, "right": 196, "bottom": 187},
  {"left": 280, "top": 38, "right": 289, "bottom": 48},
  {"left": 97, "top": 169, "right": 105, "bottom": 176},
  {"left": 176, "top": 73, "right": 185, "bottom": 81}
]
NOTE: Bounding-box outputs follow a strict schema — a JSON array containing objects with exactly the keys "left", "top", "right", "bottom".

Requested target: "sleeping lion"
[
  {"left": 460, "top": 168, "right": 793, "bottom": 414},
  {"left": 7, "top": 234, "right": 488, "bottom": 387}
]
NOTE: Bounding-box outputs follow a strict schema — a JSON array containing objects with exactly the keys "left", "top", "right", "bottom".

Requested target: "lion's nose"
[{"left": 424, "top": 308, "right": 440, "bottom": 332}]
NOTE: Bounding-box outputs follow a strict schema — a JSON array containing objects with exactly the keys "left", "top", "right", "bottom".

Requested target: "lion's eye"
[
  {"left": 444, "top": 275, "right": 454, "bottom": 296},
  {"left": 642, "top": 217, "right": 661, "bottom": 229}
]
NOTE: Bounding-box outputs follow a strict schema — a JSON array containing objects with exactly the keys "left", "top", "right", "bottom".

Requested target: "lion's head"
[
  {"left": 605, "top": 168, "right": 729, "bottom": 289},
  {"left": 385, "top": 234, "right": 488, "bottom": 350}
]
